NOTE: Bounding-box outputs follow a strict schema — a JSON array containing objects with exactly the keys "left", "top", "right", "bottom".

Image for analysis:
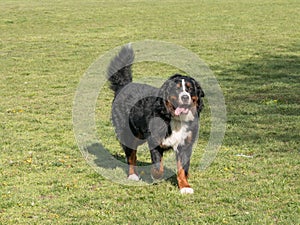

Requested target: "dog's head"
[{"left": 160, "top": 74, "right": 205, "bottom": 120}]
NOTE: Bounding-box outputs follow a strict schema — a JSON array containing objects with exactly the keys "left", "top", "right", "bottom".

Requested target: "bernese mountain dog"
[{"left": 107, "top": 44, "right": 204, "bottom": 194}]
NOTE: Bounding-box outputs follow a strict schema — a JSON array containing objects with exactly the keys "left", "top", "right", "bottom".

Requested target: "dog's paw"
[
  {"left": 180, "top": 187, "right": 194, "bottom": 194},
  {"left": 127, "top": 174, "right": 139, "bottom": 181},
  {"left": 150, "top": 167, "right": 164, "bottom": 180}
]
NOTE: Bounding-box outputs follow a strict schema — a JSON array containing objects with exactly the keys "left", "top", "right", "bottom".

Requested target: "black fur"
[
  {"left": 107, "top": 44, "right": 204, "bottom": 191},
  {"left": 107, "top": 44, "right": 134, "bottom": 96}
]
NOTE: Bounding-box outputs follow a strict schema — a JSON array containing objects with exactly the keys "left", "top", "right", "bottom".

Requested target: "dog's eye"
[{"left": 176, "top": 86, "right": 182, "bottom": 91}]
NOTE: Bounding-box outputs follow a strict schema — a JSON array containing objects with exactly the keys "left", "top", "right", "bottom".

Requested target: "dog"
[{"left": 107, "top": 44, "right": 204, "bottom": 194}]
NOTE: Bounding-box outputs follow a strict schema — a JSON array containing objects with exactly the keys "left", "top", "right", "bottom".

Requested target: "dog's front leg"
[
  {"left": 123, "top": 146, "right": 139, "bottom": 181},
  {"left": 176, "top": 146, "right": 194, "bottom": 194},
  {"left": 150, "top": 147, "right": 164, "bottom": 180}
]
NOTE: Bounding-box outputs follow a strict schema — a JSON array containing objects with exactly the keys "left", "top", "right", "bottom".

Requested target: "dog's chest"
[{"left": 161, "top": 119, "right": 192, "bottom": 151}]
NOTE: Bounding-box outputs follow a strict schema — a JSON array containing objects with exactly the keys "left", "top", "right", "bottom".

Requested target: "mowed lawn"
[{"left": 0, "top": 0, "right": 299, "bottom": 224}]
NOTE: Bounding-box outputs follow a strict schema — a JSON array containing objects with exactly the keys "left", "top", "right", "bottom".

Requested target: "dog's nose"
[{"left": 181, "top": 94, "right": 189, "bottom": 103}]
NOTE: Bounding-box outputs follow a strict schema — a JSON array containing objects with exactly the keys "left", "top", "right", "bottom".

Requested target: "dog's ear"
[
  {"left": 198, "top": 83, "right": 205, "bottom": 98},
  {"left": 192, "top": 78, "right": 204, "bottom": 98},
  {"left": 193, "top": 79, "right": 204, "bottom": 113},
  {"left": 160, "top": 79, "right": 175, "bottom": 99},
  {"left": 158, "top": 79, "right": 176, "bottom": 115}
]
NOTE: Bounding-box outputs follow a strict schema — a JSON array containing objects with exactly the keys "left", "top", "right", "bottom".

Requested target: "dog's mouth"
[
  {"left": 174, "top": 105, "right": 190, "bottom": 116},
  {"left": 166, "top": 98, "right": 193, "bottom": 116}
]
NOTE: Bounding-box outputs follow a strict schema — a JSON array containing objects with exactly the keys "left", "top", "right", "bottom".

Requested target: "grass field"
[{"left": 1, "top": 0, "right": 299, "bottom": 224}]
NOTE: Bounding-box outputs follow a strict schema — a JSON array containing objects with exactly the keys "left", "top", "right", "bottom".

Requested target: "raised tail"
[{"left": 107, "top": 44, "right": 135, "bottom": 95}]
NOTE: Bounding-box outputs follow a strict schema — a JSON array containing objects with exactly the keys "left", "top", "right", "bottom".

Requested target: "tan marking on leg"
[
  {"left": 128, "top": 150, "right": 137, "bottom": 176},
  {"left": 177, "top": 160, "right": 190, "bottom": 189},
  {"left": 151, "top": 157, "right": 164, "bottom": 180}
]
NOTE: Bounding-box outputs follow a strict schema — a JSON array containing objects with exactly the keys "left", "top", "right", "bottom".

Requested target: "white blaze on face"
[
  {"left": 175, "top": 79, "right": 192, "bottom": 116},
  {"left": 182, "top": 79, "right": 186, "bottom": 92},
  {"left": 178, "top": 79, "right": 191, "bottom": 105}
]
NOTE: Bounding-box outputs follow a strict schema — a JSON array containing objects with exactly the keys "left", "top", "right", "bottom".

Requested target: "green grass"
[{"left": 1, "top": 0, "right": 299, "bottom": 224}]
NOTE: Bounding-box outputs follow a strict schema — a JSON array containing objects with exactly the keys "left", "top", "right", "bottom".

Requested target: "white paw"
[
  {"left": 127, "top": 174, "right": 139, "bottom": 181},
  {"left": 180, "top": 187, "right": 194, "bottom": 194}
]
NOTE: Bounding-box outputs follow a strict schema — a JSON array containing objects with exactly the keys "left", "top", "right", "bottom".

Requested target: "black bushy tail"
[{"left": 107, "top": 44, "right": 135, "bottom": 95}]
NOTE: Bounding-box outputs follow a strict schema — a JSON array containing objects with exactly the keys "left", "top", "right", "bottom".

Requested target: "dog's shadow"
[{"left": 85, "top": 142, "right": 177, "bottom": 186}]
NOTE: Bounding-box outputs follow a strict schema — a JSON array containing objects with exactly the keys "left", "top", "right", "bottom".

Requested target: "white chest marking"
[{"left": 162, "top": 119, "right": 192, "bottom": 152}]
